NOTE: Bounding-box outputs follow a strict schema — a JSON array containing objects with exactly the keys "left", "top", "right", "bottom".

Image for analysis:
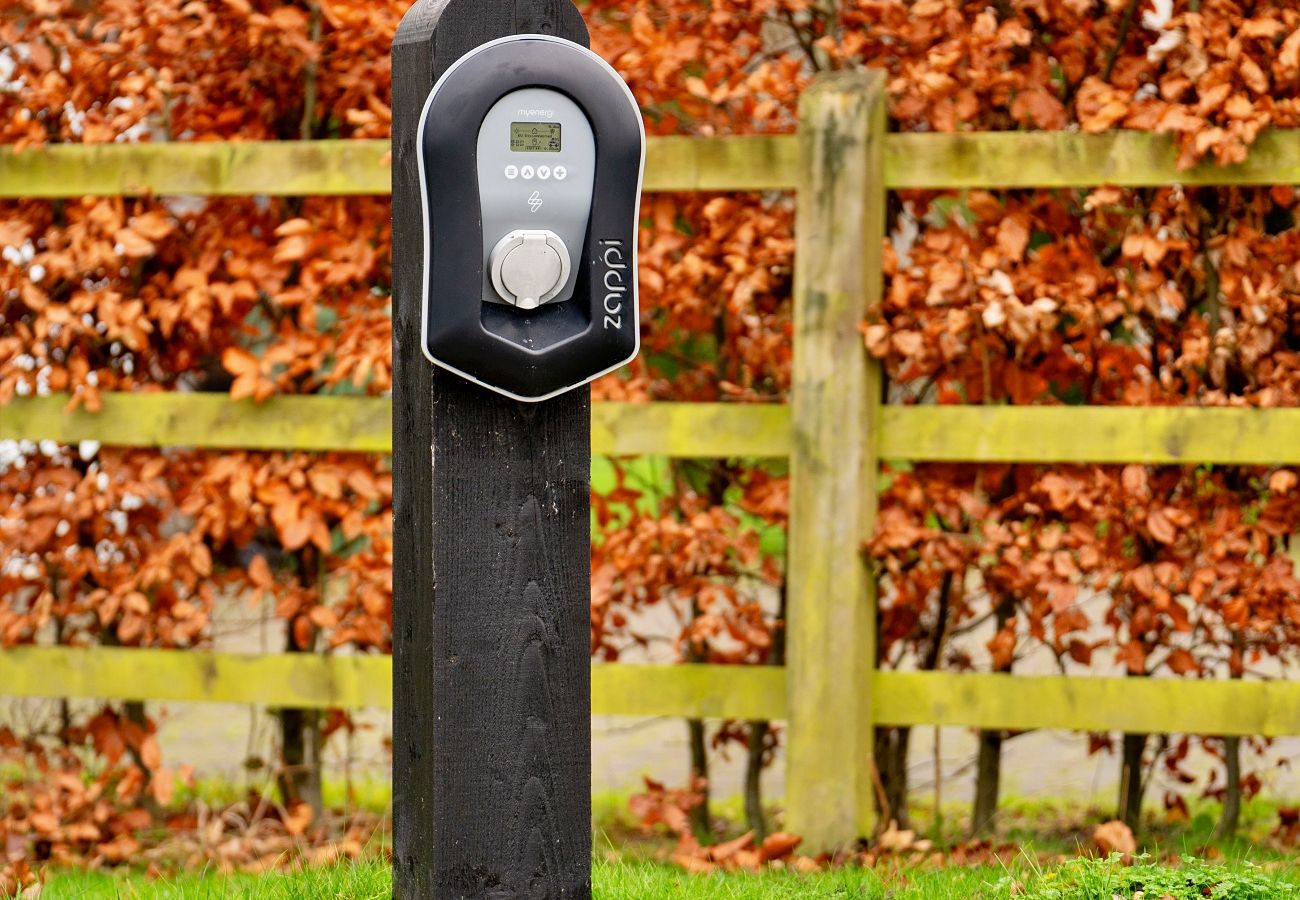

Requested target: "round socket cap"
[{"left": 488, "top": 229, "right": 572, "bottom": 310}]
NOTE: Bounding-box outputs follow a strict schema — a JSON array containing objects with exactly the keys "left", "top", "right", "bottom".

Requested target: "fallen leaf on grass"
[
  {"left": 1093, "top": 819, "right": 1136, "bottom": 856},
  {"left": 283, "top": 803, "right": 313, "bottom": 837},
  {"left": 758, "top": 832, "right": 801, "bottom": 862},
  {"left": 707, "top": 831, "right": 753, "bottom": 863},
  {"left": 876, "top": 819, "right": 932, "bottom": 854}
]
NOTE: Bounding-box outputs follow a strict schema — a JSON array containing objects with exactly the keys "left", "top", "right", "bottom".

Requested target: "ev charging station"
[
  {"left": 392, "top": 5, "right": 643, "bottom": 897},
  {"left": 417, "top": 34, "right": 645, "bottom": 401}
]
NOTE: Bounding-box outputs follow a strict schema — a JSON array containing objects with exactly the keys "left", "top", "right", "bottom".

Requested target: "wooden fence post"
[
  {"left": 391, "top": 2, "right": 592, "bottom": 897},
  {"left": 785, "top": 70, "right": 886, "bottom": 851}
]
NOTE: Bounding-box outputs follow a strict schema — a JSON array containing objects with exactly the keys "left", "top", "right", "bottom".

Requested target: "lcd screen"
[{"left": 511, "top": 122, "right": 561, "bottom": 153}]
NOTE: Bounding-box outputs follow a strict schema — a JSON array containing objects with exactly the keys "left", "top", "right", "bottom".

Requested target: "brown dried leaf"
[
  {"left": 114, "top": 227, "right": 156, "bottom": 259},
  {"left": 284, "top": 802, "right": 314, "bottom": 837},
  {"left": 128, "top": 211, "right": 173, "bottom": 242},
  {"left": 758, "top": 831, "right": 802, "bottom": 862},
  {"left": 1093, "top": 819, "right": 1136, "bottom": 856},
  {"left": 274, "top": 234, "right": 311, "bottom": 263}
]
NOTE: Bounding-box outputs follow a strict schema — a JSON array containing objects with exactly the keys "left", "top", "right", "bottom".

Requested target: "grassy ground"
[
  {"left": 39, "top": 856, "right": 1300, "bottom": 899},
  {"left": 41, "top": 861, "right": 391, "bottom": 899},
  {"left": 30, "top": 791, "right": 1300, "bottom": 897},
  {"left": 25, "top": 859, "right": 1052, "bottom": 899},
  {"left": 906, "top": 794, "right": 1294, "bottom": 857}
]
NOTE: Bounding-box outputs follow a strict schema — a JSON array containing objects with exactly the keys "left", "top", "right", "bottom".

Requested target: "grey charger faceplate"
[{"left": 417, "top": 34, "right": 646, "bottom": 402}]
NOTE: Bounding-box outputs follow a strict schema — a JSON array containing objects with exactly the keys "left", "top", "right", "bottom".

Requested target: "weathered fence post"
[
  {"left": 391, "top": 2, "right": 593, "bottom": 897},
  {"left": 785, "top": 70, "right": 886, "bottom": 850}
]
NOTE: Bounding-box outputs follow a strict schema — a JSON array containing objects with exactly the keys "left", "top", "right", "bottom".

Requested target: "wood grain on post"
[
  {"left": 392, "top": 2, "right": 592, "bottom": 897},
  {"left": 785, "top": 70, "right": 886, "bottom": 850}
]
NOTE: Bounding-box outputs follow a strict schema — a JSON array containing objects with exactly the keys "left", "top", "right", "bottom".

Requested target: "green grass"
[
  {"left": 905, "top": 794, "right": 1298, "bottom": 861},
  {"left": 171, "top": 773, "right": 393, "bottom": 816},
  {"left": 30, "top": 791, "right": 1300, "bottom": 897},
  {"left": 1002, "top": 854, "right": 1300, "bottom": 899},
  {"left": 41, "top": 860, "right": 392, "bottom": 899},
  {"left": 38, "top": 860, "right": 983, "bottom": 899},
  {"left": 599, "top": 861, "right": 1011, "bottom": 898},
  {"left": 38, "top": 857, "right": 1300, "bottom": 899}
]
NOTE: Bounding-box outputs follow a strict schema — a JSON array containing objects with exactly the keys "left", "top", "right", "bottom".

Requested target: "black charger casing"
[{"left": 418, "top": 35, "right": 645, "bottom": 401}]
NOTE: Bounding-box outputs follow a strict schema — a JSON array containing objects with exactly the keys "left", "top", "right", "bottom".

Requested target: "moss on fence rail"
[
  {"left": 0, "top": 394, "right": 792, "bottom": 458},
  {"left": 0, "top": 136, "right": 797, "bottom": 197},
  {"left": 10, "top": 394, "right": 1300, "bottom": 465},
  {"left": 5, "top": 646, "right": 1300, "bottom": 738},
  {"left": 884, "top": 128, "right": 1300, "bottom": 189},
  {"left": 6, "top": 128, "right": 1300, "bottom": 198},
  {"left": 879, "top": 405, "right": 1300, "bottom": 465}
]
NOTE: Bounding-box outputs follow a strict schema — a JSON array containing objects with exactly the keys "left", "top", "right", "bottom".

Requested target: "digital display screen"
[{"left": 511, "top": 122, "right": 561, "bottom": 153}]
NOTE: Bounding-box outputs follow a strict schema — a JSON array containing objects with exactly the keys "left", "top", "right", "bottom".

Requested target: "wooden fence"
[{"left": 7, "top": 70, "right": 1300, "bottom": 849}]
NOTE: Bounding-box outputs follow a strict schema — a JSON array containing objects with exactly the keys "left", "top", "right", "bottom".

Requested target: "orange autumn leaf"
[
  {"left": 308, "top": 605, "right": 339, "bottom": 629},
  {"left": 248, "top": 554, "right": 273, "bottom": 588},
  {"left": 114, "top": 227, "right": 156, "bottom": 259},
  {"left": 274, "top": 234, "right": 311, "bottom": 263},
  {"left": 284, "top": 802, "right": 314, "bottom": 837},
  {"left": 1166, "top": 648, "right": 1199, "bottom": 676},
  {"left": 1146, "top": 508, "right": 1178, "bottom": 545},
  {"left": 151, "top": 769, "right": 175, "bottom": 807},
  {"left": 222, "top": 346, "right": 259, "bottom": 378},
  {"left": 222, "top": 346, "right": 273, "bottom": 402},
  {"left": 138, "top": 735, "right": 162, "bottom": 772},
  {"left": 128, "top": 211, "right": 174, "bottom": 242},
  {"left": 987, "top": 622, "right": 1017, "bottom": 670},
  {"left": 758, "top": 832, "right": 802, "bottom": 862}
]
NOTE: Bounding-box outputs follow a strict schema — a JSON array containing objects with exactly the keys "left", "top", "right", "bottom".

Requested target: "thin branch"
[
  {"left": 948, "top": 609, "right": 997, "bottom": 637},
  {"left": 299, "top": 4, "right": 322, "bottom": 141},
  {"left": 780, "top": 7, "right": 823, "bottom": 73},
  {"left": 1102, "top": 0, "right": 1142, "bottom": 83}
]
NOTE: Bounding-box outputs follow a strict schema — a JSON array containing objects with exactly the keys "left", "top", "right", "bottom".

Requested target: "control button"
[
  {"left": 553, "top": 165, "right": 567, "bottom": 180},
  {"left": 504, "top": 164, "right": 519, "bottom": 179},
  {"left": 488, "top": 229, "right": 572, "bottom": 311},
  {"left": 520, "top": 165, "right": 535, "bottom": 179},
  {"left": 537, "top": 165, "right": 551, "bottom": 180}
]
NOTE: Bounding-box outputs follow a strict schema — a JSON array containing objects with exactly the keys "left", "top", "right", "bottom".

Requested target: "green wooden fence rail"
[
  {"left": 6, "top": 128, "right": 1300, "bottom": 198},
  {"left": 11, "top": 396, "right": 1300, "bottom": 465},
  {"left": 10, "top": 647, "right": 1300, "bottom": 739},
  {"left": 1, "top": 394, "right": 794, "bottom": 458},
  {"left": 6, "top": 70, "right": 1300, "bottom": 849}
]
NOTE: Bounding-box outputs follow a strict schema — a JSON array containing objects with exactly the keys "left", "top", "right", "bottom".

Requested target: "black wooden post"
[{"left": 392, "top": 2, "right": 593, "bottom": 897}]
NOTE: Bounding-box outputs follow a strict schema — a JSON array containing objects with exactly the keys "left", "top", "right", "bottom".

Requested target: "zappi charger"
[{"left": 417, "top": 34, "right": 646, "bottom": 402}]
